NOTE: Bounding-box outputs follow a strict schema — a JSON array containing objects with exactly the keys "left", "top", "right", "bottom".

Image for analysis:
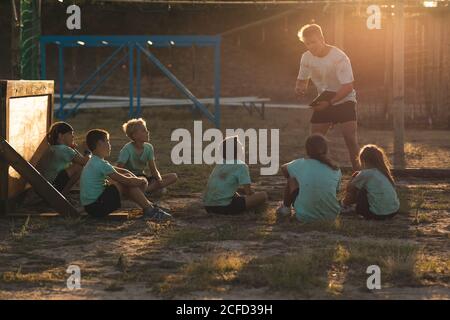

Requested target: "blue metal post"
[
  {"left": 214, "top": 37, "right": 221, "bottom": 128},
  {"left": 128, "top": 43, "right": 134, "bottom": 118},
  {"left": 58, "top": 45, "right": 65, "bottom": 119},
  {"left": 136, "top": 45, "right": 141, "bottom": 118}
]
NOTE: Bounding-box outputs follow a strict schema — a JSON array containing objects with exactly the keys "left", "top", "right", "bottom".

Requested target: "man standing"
[{"left": 295, "top": 24, "right": 360, "bottom": 170}]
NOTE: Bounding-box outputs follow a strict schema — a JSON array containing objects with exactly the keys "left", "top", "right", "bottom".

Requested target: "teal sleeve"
[
  {"left": 117, "top": 147, "right": 129, "bottom": 164},
  {"left": 237, "top": 165, "right": 251, "bottom": 185},
  {"left": 287, "top": 159, "right": 304, "bottom": 177},
  {"left": 102, "top": 161, "right": 116, "bottom": 176},
  {"left": 63, "top": 146, "right": 77, "bottom": 162}
]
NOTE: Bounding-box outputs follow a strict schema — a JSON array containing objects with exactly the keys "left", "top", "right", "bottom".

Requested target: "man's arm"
[
  {"left": 329, "top": 82, "right": 354, "bottom": 105},
  {"left": 295, "top": 79, "right": 309, "bottom": 97}
]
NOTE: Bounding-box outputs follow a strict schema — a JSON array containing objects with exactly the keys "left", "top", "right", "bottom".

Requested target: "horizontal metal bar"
[{"left": 40, "top": 35, "right": 221, "bottom": 47}]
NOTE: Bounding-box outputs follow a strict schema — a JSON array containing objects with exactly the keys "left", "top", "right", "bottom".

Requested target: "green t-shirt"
[
  {"left": 80, "top": 155, "right": 117, "bottom": 206},
  {"left": 203, "top": 160, "right": 252, "bottom": 206},
  {"left": 40, "top": 144, "right": 77, "bottom": 183},
  {"left": 351, "top": 168, "right": 400, "bottom": 215},
  {"left": 117, "top": 142, "right": 154, "bottom": 175},
  {"left": 287, "top": 158, "right": 341, "bottom": 222}
]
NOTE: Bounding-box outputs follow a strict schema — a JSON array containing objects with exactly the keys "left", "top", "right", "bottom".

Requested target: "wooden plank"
[
  {"left": 0, "top": 138, "right": 79, "bottom": 217},
  {"left": 7, "top": 212, "right": 131, "bottom": 220},
  {"left": 393, "top": 0, "right": 405, "bottom": 168},
  {"left": 5, "top": 80, "right": 54, "bottom": 98}
]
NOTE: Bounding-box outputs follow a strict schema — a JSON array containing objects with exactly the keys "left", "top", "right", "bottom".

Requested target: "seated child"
[
  {"left": 39, "top": 122, "right": 89, "bottom": 195},
  {"left": 203, "top": 136, "right": 267, "bottom": 214},
  {"left": 116, "top": 118, "right": 177, "bottom": 194},
  {"left": 79, "top": 129, "right": 171, "bottom": 221},
  {"left": 276, "top": 134, "right": 342, "bottom": 222},
  {"left": 342, "top": 144, "right": 400, "bottom": 220}
]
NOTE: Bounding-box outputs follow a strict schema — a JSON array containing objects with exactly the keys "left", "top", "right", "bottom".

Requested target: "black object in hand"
[{"left": 309, "top": 90, "right": 336, "bottom": 107}]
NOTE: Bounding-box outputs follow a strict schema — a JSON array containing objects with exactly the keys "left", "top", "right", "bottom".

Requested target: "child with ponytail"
[
  {"left": 277, "top": 134, "right": 342, "bottom": 222},
  {"left": 39, "top": 122, "right": 89, "bottom": 196},
  {"left": 342, "top": 144, "right": 399, "bottom": 220}
]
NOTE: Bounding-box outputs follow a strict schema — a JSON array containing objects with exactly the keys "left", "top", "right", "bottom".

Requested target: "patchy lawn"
[{"left": 0, "top": 107, "right": 449, "bottom": 299}]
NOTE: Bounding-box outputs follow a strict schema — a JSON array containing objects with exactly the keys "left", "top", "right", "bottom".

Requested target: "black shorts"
[
  {"left": 205, "top": 194, "right": 246, "bottom": 215},
  {"left": 53, "top": 170, "right": 70, "bottom": 193},
  {"left": 84, "top": 185, "right": 121, "bottom": 218},
  {"left": 310, "top": 100, "right": 357, "bottom": 124}
]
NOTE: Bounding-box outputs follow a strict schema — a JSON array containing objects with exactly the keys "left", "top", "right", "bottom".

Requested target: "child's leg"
[
  {"left": 61, "top": 163, "right": 83, "bottom": 195},
  {"left": 147, "top": 173, "right": 178, "bottom": 192},
  {"left": 355, "top": 188, "right": 374, "bottom": 219},
  {"left": 283, "top": 177, "right": 299, "bottom": 207},
  {"left": 111, "top": 181, "right": 152, "bottom": 209},
  {"left": 245, "top": 191, "right": 268, "bottom": 209}
]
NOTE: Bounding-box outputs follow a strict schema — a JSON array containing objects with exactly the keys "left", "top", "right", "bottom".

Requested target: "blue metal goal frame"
[{"left": 40, "top": 35, "right": 221, "bottom": 127}]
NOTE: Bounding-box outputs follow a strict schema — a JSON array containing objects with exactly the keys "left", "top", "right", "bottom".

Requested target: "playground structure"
[
  {"left": 0, "top": 80, "right": 78, "bottom": 217},
  {"left": 40, "top": 35, "right": 222, "bottom": 127}
]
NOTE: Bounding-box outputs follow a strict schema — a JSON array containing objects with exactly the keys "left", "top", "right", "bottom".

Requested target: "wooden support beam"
[{"left": 393, "top": 0, "right": 405, "bottom": 169}]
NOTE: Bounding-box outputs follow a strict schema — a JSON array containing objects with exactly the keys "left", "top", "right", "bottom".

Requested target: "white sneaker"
[{"left": 276, "top": 203, "right": 292, "bottom": 216}]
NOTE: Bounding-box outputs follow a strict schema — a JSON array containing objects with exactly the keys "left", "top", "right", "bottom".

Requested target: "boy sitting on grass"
[
  {"left": 80, "top": 129, "right": 171, "bottom": 221},
  {"left": 116, "top": 118, "right": 177, "bottom": 195}
]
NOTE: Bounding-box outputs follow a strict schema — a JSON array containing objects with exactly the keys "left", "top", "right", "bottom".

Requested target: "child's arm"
[
  {"left": 342, "top": 171, "right": 362, "bottom": 206},
  {"left": 72, "top": 153, "right": 90, "bottom": 166},
  {"left": 148, "top": 159, "right": 162, "bottom": 181},
  {"left": 238, "top": 184, "right": 253, "bottom": 196},
  {"left": 113, "top": 165, "right": 135, "bottom": 176},
  {"left": 281, "top": 164, "right": 290, "bottom": 178},
  {"left": 115, "top": 162, "right": 125, "bottom": 168},
  {"left": 108, "top": 171, "right": 147, "bottom": 188},
  {"left": 343, "top": 183, "right": 358, "bottom": 206},
  {"left": 70, "top": 147, "right": 90, "bottom": 166}
]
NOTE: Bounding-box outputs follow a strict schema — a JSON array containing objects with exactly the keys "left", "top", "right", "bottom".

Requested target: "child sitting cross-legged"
[
  {"left": 116, "top": 118, "right": 177, "bottom": 195},
  {"left": 79, "top": 129, "right": 172, "bottom": 221}
]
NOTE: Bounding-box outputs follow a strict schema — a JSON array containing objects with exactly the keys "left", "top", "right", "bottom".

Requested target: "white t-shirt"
[{"left": 297, "top": 46, "right": 356, "bottom": 105}]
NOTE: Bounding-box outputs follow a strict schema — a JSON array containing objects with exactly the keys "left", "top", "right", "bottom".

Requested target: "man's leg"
[{"left": 340, "top": 120, "right": 360, "bottom": 171}]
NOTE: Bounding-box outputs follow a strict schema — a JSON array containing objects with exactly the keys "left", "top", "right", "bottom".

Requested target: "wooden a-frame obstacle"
[{"left": 0, "top": 80, "right": 78, "bottom": 217}]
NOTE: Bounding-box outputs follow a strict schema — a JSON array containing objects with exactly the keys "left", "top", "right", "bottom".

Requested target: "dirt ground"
[{"left": 0, "top": 107, "right": 449, "bottom": 299}]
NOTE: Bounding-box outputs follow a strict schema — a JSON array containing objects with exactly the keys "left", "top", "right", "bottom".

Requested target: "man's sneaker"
[
  {"left": 276, "top": 203, "right": 292, "bottom": 216},
  {"left": 143, "top": 206, "right": 172, "bottom": 222}
]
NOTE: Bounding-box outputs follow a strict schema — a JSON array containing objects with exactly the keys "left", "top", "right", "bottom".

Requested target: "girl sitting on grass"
[
  {"left": 203, "top": 136, "right": 267, "bottom": 215},
  {"left": 39, "top": 122, "right": 89, "bottom": 196},
  {"left": 342, "top": 144, "right": 400, "bottom": 220},
  {"left": 277, "top": 134, "right": 342, "bottom": 222}
]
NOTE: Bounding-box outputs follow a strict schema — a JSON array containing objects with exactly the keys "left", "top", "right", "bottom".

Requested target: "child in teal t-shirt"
[
  {"left": 203, "top": 136, "right": 267, "bottom": 215},
  {"left": 116, "top": 118, "right": 177, "bottom": 194},
  {"left": 277, "top": 134, "right": 341, "bottom": 222},
  {"left": 343, "top": 144, "right": 400, "bottom": 220},
  {"left": 80, "top": 129, "right": 172, "bottom": 221},
  {"left": 39, "top": 122, "right": 89, "bottom": 195}
]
